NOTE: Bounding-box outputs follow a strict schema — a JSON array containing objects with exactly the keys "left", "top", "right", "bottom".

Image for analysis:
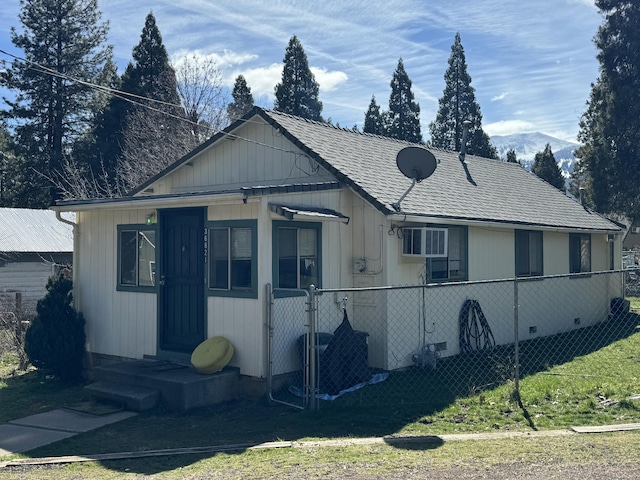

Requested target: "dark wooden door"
[{"left": 159, "top": 208, "right": 205, "bottom": 353}]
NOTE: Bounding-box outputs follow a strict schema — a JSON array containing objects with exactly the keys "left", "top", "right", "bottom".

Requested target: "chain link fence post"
[
  {"left": 265, "top": 283, "right": 274, "bottom": 404},
  {"left": 308, "top": 284, "right": 318, "bottom": 411},
  {"left": 513, "top": 277, "right": 520, "bottom": 397}
]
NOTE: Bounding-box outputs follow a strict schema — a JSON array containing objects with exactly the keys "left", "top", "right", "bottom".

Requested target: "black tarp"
[{"left": 321, "top": 309, "right": 370, "bottom": 395}]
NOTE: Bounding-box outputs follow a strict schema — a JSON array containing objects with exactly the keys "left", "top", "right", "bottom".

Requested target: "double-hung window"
[
  {"left": 273, "top": 221, "right": 321, "bottom": 289},
  {"left": 117, "top": 225, "right": 157, "bottom": 291},
  {"left": 569, "top": 233, "right": 591, "bottom": 274},
  {"left": 208, "top": 220, "right": 257, "bottom": 298},
  {"left": 515, "top": 230, "right": 543, "bottom": 277}
]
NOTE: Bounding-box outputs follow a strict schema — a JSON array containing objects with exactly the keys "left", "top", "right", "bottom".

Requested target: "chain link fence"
[
  {"left": 0, "top": 292, "right": 31, "bottom": 369},
  {"left": 268, "top": 269, "right": 637, "bottom": 411}
]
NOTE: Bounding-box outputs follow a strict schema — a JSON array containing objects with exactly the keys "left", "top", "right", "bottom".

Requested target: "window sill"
[
  {"left": 207, "top": 288, "right": 258, "bottom": 299},
  {"left": 116, "top": 285, "right": 157, "bottom": 293}
]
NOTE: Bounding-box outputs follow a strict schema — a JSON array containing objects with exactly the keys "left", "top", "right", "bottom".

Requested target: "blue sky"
[{"left": 0, "top": 0, "right": 602, "bottom": 142}]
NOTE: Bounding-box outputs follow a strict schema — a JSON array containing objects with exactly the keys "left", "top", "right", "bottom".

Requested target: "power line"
[{"left": 0, "top": 49, "right": 311, "bottom": 160}]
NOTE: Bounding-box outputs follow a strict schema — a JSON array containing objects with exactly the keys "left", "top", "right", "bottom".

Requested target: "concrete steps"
[
  {"left": 85, "top": 359, "right": 240, "bottom": 412},
  {"left": 84, "top": 380, "right": 159, "bottom": 412}
]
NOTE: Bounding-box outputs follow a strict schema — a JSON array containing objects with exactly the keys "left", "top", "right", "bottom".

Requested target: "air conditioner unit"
[{"left": 402, "top": 227, "right": 448, "bottom": 258}]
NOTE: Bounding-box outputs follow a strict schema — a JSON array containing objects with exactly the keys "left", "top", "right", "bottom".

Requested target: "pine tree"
[
  {"left": 429, "top": 33, "right": 497, "bottom": 158},
  {"left": 227, "top": 75, "right": 255, "bottom": 121},
  {"left": 532, "top": 144, "right": 566, "bottom": 192},
  {"left": 274, "top": 36, "right": 323, "bottom": 120},
  {"left": 2, "top": 0, "right": 111, "bottom": 207},
  {"left": 94, "top": 12, "right": 185, "bottom": 190},
  {"left": 506, "top": 148, "right": 520, "bottom": 164},
  {"left": 363, "top": 95, "right": 386, "bottom": 136},
  {"left": 387, "top": 59, "right": 422, "bottom": 143},
  {"left": 574, "top": 0, "right": 640, "bottom": 220}
]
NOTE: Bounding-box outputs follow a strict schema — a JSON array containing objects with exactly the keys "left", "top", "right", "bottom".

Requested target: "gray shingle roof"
[
  {"left": 260, "top": 109, "right": 619, "bottom": 232},
  {"left": 0, "top": 208, "right": 74, "bottom": 253}
]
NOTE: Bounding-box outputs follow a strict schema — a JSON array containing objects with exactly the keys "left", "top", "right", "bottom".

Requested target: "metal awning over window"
[{"left": 269, "top": 203, "right": 350, "bottom": 224}]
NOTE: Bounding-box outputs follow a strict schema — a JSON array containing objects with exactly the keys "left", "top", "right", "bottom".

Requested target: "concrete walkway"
[
  {"left": 0, "top": 408, "right": 136, "bottom": 457},
  {"left": 1, "top": 406, "right": 639, "bottom": 466}
]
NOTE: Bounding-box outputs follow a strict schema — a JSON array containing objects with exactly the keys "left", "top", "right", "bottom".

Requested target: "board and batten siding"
[
  {"left": 75, "top": 210, "right": 157, "bottom": 361},
  {"left": 152, "top": 119, "right": 334, "bottom": 196}
]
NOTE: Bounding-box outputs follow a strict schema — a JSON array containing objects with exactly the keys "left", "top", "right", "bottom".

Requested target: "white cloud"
[
  {"left": 234, "top": 63, "right": 282, "bottom": 99},
  {"left": 484, "top": 119, "right": 537, "bottom": 137},
  {"left": 491, "top": 92, "right": 507, "bottom": 102},
  {"left": 171, "top": 49, "right": 257, "bottom": 70},
  {"left": 310, "top": 67, "right": 348, "bottom": 92}
]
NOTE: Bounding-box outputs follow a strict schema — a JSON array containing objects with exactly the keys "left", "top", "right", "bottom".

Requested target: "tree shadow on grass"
[{"left": 14, "top": 312, "right": 640, "bottom": 474}]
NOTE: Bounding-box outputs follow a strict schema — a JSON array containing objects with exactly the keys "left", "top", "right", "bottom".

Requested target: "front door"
[{"left": 159, "top": 207, "right": 205, "bottom": 353}]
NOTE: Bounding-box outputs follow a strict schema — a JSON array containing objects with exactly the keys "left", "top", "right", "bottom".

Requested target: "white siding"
[
  {"left": 0, "top": 260, "right": 64, "bottom": 311},
  {"left": 154, "top": 120, "right": 334, "bottom": 195},
  {"left": 76, "top": 210, "right": 157, "bottom": 360}
]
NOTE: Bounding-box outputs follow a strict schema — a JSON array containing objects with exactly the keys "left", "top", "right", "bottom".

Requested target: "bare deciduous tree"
[{"left": 174, "top": 53, "right": 228, "bottom": 141}]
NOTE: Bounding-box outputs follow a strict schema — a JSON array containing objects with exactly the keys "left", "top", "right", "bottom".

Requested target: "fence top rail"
[{"left": 315, "top": 268, "right": 627, "bottom": 295}]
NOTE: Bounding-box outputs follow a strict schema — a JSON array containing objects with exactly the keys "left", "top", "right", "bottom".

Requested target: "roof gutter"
[
  {"left": 386, "top": 213, "right": 622, "bottom": 234},
  {"left": 50, "top": 192, "right": 248, "bottom": 212}
]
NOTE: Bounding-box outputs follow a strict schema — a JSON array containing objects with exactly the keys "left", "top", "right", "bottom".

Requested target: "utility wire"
[{"left": 0, "top": 49, "right": 313, "bottom": 160}]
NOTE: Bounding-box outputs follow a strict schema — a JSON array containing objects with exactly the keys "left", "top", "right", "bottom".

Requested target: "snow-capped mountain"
[{"left": 490, "top": 132, "right": 580, "bottom": 179}]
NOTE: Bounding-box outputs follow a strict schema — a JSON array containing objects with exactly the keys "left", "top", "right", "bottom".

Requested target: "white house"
[
  {"left": 0, "top": 208, "right": 74, "bottom": 311},
  {"left": 52, "top": 107, "right": 623, "bottom": 387}
]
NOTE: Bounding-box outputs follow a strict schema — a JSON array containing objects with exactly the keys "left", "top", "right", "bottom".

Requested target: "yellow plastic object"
[{"left": 191, "top": 336, "right": 234, "bottom": 374}]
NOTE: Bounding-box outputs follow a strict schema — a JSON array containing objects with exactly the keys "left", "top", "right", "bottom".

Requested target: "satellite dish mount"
[{"left": 392, "top": 147, "right": 437, "bottom": 212}]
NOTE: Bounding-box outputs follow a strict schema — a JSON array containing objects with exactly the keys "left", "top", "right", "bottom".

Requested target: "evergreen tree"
[
  {"left": 532, "top": 144, "right": 566, "bottom": 192},
  {"left": 227, "top": 75, "right": 255, "bottom": 121},
  {"left": 429, "top": 33, "right": 497, "bottom": 158},
  {"left": 93, "top": 12, "right": 184, "bottom": 188},
  {"left": 274, "top": 36, "right": 323, "bottom": 120},
  {"left": 363, "top": 95, "right": 386, "bottom": 136},
  {"left": 574, "top": 0, "right": 640, "bottom": 220},
  {"left": 2, "top": 0, "right": 111, "bottom": 207},
  {"left": 506, "top": 148, "right": 520, "bottom": 164},
  {"left": 25, "top": 275, "right": 86, "bottom": 384},
  {"left": 387, "top": 59, "right": 422, "bottom": 143}
]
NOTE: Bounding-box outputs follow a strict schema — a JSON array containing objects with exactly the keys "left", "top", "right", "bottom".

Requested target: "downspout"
[{"left": 55, "top": 210, "right": 79, "bottom": 305}]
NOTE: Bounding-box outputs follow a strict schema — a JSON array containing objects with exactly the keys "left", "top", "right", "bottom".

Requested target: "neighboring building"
[
  {"left": 52, "top": 107, "right": 622, "bottom": 384},
  {"left": 0, "top": 208, "right": 74, "bottom": 311}
]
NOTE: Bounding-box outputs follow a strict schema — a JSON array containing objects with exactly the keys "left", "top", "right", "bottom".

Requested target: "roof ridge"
[{"left": 263, "top": 108, "right": 425, "bottom": 146}]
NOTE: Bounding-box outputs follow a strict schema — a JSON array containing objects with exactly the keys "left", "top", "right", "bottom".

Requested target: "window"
[
  {"left": 402, "top": 225, "right": 467, "bottom": 281},
  {"left": 208, "top": 220, "right": 257, "bottom": 298},
  {"left": 402, "top": 227, "right": 448, "bottom": 257},
  {"left": 426, "top": 226, "right": 467, "bottom": 281},
  {"left": 515, "top": 230, "right": 543, "bottom": 277},
  {"left": 273, "top": 221, "right": 321, "bottom": 289},
  {"left": 569, "top": 233, "right": 591, "bottom": 273},
  {"left": 117, "top": 225, "right": 157, "bottom": 290}
]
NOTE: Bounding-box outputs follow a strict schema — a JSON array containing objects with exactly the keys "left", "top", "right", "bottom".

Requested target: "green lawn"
[{"left": 1, "top": 299, "right": 640, "bottom": 462}]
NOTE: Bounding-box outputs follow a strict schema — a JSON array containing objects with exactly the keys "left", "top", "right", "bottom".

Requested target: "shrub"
[{"left": 25, "top": 275, "right": 86, "bottom": 383}]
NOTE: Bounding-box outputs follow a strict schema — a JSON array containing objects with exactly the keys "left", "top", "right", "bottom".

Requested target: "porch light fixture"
[{"left": 146, "top": 212, "right": 157, "bottom": 225}]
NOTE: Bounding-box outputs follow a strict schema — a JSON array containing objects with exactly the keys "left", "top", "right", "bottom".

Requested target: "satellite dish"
[
  {"left": 392, "top": 147, "right": 438, "bottom": 213},
  {"left": 396, "top": 147, "right": 437, "bottom": 182}
]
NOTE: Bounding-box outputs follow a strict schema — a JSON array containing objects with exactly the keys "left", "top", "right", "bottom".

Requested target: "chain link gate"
[{"left": 266, "top": 284, "right": 319, "bottom": 410}]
